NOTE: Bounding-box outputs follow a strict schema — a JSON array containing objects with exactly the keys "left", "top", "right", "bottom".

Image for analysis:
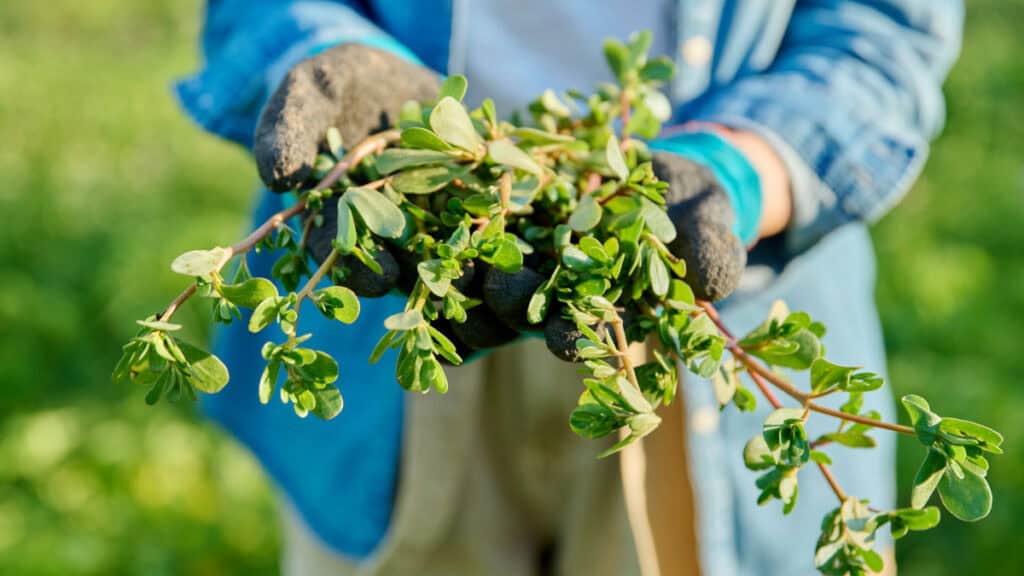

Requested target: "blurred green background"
[{"left": 0, "top": 0, "right": 1020, "bottom": 574}]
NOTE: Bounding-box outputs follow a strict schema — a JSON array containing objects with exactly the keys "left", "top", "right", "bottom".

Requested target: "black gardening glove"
[
  {"left": 652, "top": 150, "right": 747, "bottom": 302},
  {"left": 254, "top": 44, "right": 438, "bottom": 299}
]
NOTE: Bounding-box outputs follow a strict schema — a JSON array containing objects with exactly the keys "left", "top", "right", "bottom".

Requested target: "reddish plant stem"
[
  {"left": 698, "top": 301, "right": 914, "bottom": 436},
  {"left": 159, "top": 130, "right": 399, "bottom": 322},
  {"left": 159, "top": 284, "right": 197, "bottom": 322},
  {"left": 817, "top": 461, "right": 848, "bottom": 502},
  {"left": 699, "top": 300, "right": 784, "bottom": 408},
  {"left": 698, "top": 300, "right": 893, "bottom": 505}
]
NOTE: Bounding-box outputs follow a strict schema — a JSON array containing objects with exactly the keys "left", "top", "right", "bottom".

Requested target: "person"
[{"left": 175, "top": 1, "right": 963, "bottom": 574}]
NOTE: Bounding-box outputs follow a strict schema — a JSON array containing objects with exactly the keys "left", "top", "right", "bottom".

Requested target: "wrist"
[
  {"left": 649, "top": 130, "right": 763, "bottom": 245},
  {"left": 707, "top": 126, "right": 793, "bottom": 240}
]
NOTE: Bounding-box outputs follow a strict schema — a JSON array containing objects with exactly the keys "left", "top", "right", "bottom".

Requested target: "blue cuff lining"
[{"left": 650, "top": 131, "right": 763, "bottom": 245}]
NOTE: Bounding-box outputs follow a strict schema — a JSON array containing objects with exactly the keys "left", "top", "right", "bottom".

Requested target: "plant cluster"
[{"left": 114, "top": 32, "right": 1003, "bottom": 574}]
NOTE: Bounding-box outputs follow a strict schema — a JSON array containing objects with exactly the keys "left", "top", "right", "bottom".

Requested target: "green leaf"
[
  {"left": 335, "top": 199, "right": 358, "bottom": 254},
  {"left": 616, "top": 376, "right": 653, "bottom": 413},
  {"left": 939, "top": 417, "right": 1004, "bottom": 453},
  {"left": 764, "top": 408, "right": 806, "bottom": 431},
  {"left": 325, "top": 126, "right": 344, "bottom": 158},
  {"left": 488, "top": 239, "right": 523, "bottom": 273},
  {"left": 295, "top": 351, "right": 339, "bottom": 385},
  {"left": 427, "top": 324, "right": 462, "bottom": 365},
  {"left": 430, "top": 96, "right": 483, "bottom": 152},
  {"left": 938, "top": 462, "right": 993, "bottom": 521},
  {"left": 369, "top": 330, "right": 397, "bottom": 364},
  {"left": 384, "top": 309, "right": 423, "bottom": 331},
  {"left": 481, "top": 98, "right": 498, "bottom": 128},
  {"left": 400, "top": 126, "right": 454, "bottom": 151},
  {"left": 647, "top": 247, "right": 669, "bottom": 297},
  {"left": 248, "top": 298, "right": 279, "bottom": 333},
  {"left": 640, "top": 198, "right": 677, "bottom": 243},
  {"left": 540, "top": 89, "right": 571, "bottom": 117},
  {"left": 809, "top": 450, "right": 832, "bottom": 465},
  {"left": 809, "top": 358, "right": 859, "bottom": 395},
  {"left": 603, "top": 39, "right": 629, "bottom": 81},
  {"left": 175, "top": 338, "right": 229, "bottom": 394},
  {"left": 743, "top": 434, "right": 776, "bottom": 471},
  {"left": 136, "top": 319, "right": 182, "bottom": 332},
  {"left": 390, "top": 165, "right": 465, "bottom": 195},
  {"left": 171, "top": 247, "right": 230, "bottom": 278},
  {"left": 309, "top": 385, "right": 344, "bottom": 420},
  {"left": 438, "top": 74, "right": 468, "bottom": 101},
  {"left": 568, "top": 194, "right": 602, "bottom": 232},
  {"left": 561, "top": 246, "right": 594, "bottom": 271},
  {"left": 570, "top": 403, "right": 622, "bottom": 439},
  {"left": 219, "top": 277, "right": 278, "bottom": 308},
  {"left": 258, "top": 359, "right": 280, "bottom": 404},
  {"left": 314, "top": 286, "right": 360, "bottom": 324},
  {"left": 627, "top": 30, "right": 653, "bottom": 66},
  {"left": 889, "top": 507, "right": 941, "bottom": 539},
  {"left": 639, "top": 56, "right": 675, "bottom": 82},
  {"left": 527, "top": 289, "right": 551, "bottom": 325},
  {"left": 605, "top": 135, "right": 629, "bottom": 180},
  {"left": 819, "top": 431, "right": 876, "bottom": 448},
  {"left": 748, "top": 329, "right": 822, "bottom": 371},
  {"left": 417, "top": 259, "right": 452, "bottom": 297},
  {"left": 344, "top": 187, "right": 405, "bottom": 239},
  {"left": 375, "top": 149, "right": 455, "bottom": 174},
  {"left": 488, "top": 139, "right": 542, "bottom": 175},
  {"left": 712, "top": 363, "right": 738, "bottom": 408},
  {"left": 901, "top": 394, "right": 943, "bottom": 445},
  {"left": 511, "top": 127, "right": 574, "bottom": 144}
]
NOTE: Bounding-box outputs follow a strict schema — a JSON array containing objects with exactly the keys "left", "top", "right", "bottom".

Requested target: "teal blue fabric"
[
  {"left": 174, "top": 0, "right": 962, "bottom": 569},
  {"left": 650, "top": 131, "right": 763, "bottom": 245}
]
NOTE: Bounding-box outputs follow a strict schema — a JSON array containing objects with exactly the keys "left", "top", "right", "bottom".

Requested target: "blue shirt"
[{"left": 174, "top": 1, "right": 962, "bottom": 573}]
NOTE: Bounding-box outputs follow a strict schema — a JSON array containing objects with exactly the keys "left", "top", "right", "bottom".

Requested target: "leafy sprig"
[{"left": 115, "top": 31, "right": 1002, "bottom": 574}]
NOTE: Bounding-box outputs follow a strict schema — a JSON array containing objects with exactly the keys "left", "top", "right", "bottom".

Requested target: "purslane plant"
[{"left": 115, "top": 32, "right": 1002, "bottom": 574}]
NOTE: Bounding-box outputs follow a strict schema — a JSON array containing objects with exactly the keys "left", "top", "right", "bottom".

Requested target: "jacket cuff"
[
  {"left": 692, "top": 85, "right": 928, "bottom": 254},
  {"left": 173, "top": 2, "right": 419, "bottom": 148},
  {"left": 650, "top": 131, "right": 763, "bottom": 245}
]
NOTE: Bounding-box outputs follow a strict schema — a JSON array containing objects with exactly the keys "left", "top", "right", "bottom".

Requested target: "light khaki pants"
[{"left": 280, "top": 337, "right": 671, "bottom": 576}]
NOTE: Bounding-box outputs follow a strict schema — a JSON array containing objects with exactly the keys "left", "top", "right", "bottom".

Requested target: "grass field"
[{"left": 0, "top": 1, "right": 1020, "bottom": 574}]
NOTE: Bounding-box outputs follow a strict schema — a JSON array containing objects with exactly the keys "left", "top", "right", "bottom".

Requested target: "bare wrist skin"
[{"left": 707, "top": 126, "right": 793, "bottom": 240}]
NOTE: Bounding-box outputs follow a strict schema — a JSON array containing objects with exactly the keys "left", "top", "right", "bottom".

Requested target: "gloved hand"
[
  {"left": 543, "top": 131, "right": 761, "bottom": 362},
  {"left": 254, "top": 44, "right": 533, "bottom": 353},
  {"left": 651, "top": 150, "right": 748, "bottom": 301},
  {"left": 649, "top": 130, "right": 762, "bottom": 301},
  {"left": 255, "top": 44, "right": 440, "bottom": 191},
  {"left": 254, "top": 43, "right": 437, "bottom": 296}
]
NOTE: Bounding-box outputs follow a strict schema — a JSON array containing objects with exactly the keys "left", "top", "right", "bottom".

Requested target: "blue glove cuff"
[{"left": 649, "top": 131, "right": 762, "bottom": 245}]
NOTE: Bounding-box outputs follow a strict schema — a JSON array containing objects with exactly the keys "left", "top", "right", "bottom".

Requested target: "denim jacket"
[{"left": 175, "top": 1, "right": 961, "bottom": 573}]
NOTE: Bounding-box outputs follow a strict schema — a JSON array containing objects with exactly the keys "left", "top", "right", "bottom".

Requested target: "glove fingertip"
[{"left": 678, "top": 225, "right": 746, "bottom": 302}]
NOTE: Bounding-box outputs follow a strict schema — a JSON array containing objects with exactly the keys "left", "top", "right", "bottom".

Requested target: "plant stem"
[
  {"left": 157, "top": 130, "right": 399, "bottom": 322},
  {"left": 609, "top": 314, "right": 643, "bottom": 396},
  {"left": 160, "top": 284, "right": 197, "bottom": 322},
  {"left": 295, "top": 248, "right": 340, "bottom": 310},
  {"left": 698, "top": 300, "right": 784, "bottom": 408},
  {"left": 298, "top": 214, "right": 316, "bottom": 250},
  {"left": 817, "top": 461, "right": 848, "bottom": 502},
  {"left": 698, "top": 301, "right": 914, "bottom": 436}
]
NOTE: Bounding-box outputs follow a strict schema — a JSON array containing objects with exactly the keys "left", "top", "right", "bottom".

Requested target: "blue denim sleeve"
[
  {"left": 174, "top": 0, "right": 420, "bottom": 148},
  {"left": 692, "top": 0, "right": 963, "bottom": 253}
]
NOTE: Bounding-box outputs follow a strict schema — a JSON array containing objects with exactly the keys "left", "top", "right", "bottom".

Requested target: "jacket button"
[
  {"left": 690, "top": 406, "right": 719, "bottom": 435},
  {"left": 680, "top": 36, "right": 713, "bottom": 66}
]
